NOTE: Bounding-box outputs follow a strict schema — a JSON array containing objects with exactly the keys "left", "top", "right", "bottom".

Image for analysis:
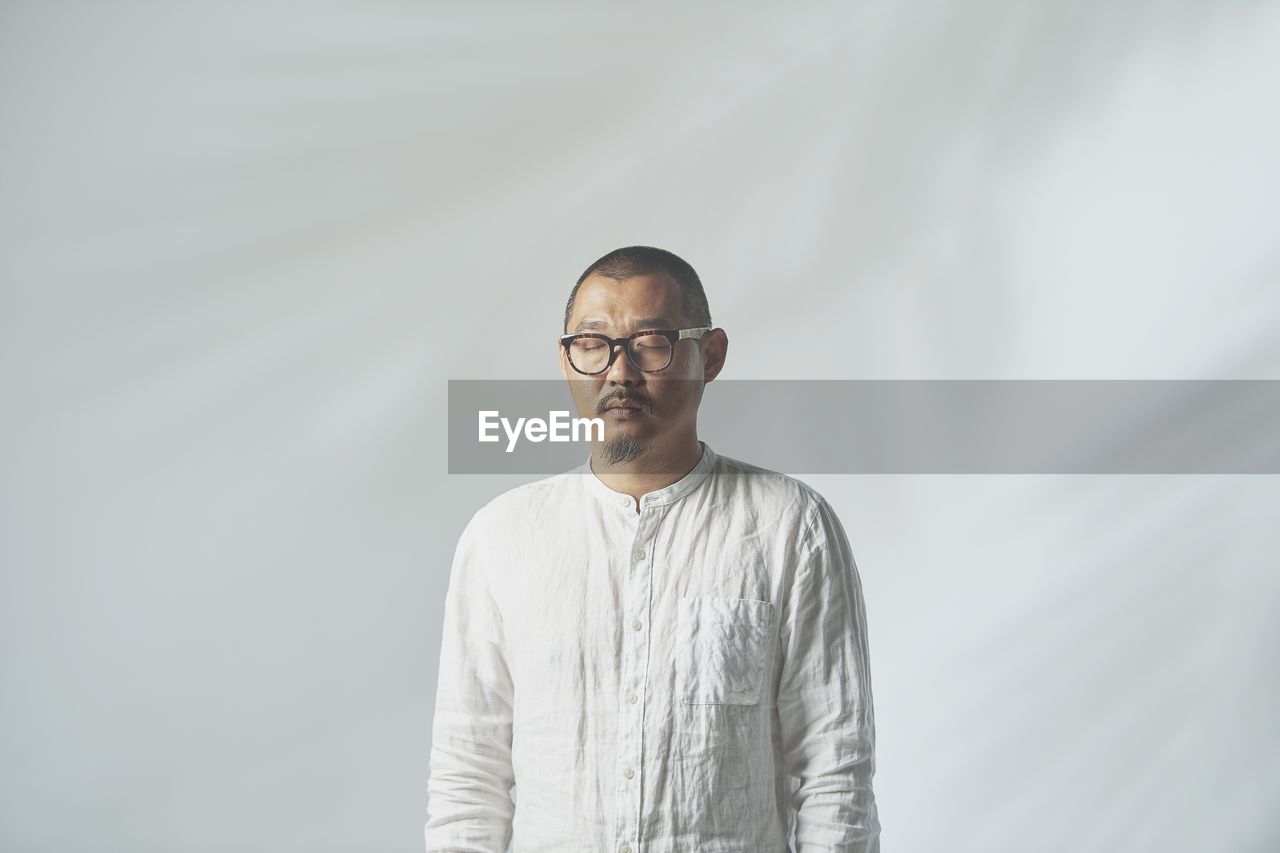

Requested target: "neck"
[{"left": 590, "top": 434, "right": 704, "bottom": 504}]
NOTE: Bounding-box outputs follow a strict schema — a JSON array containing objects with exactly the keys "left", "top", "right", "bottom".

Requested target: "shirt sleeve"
[
  {"left": 424, "top": 510, "right": 516, "bottom": 853},
  {"left": 776, "top": 496, "right": 882, "bottom": 852}
]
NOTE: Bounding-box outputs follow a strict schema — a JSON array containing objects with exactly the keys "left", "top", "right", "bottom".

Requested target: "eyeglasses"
[{"left": 559, "top": 327, "right": 713, "bottom": 375}]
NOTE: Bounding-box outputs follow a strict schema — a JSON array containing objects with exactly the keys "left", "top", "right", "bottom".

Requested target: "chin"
[{"left": 606, "top": 418, "right": 657, "bottom": 433}]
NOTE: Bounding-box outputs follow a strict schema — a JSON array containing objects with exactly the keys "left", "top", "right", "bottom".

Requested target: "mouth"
[{"left": 604, "top": 399, "right": 648, "bottom": 416}]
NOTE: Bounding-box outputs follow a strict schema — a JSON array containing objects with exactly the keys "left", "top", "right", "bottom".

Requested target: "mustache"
[{"left": 595, "top": 392, "right": 650, "bottom": 414}]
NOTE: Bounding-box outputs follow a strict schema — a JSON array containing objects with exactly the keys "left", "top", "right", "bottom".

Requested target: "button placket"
[{"left": 614, "top": 503, "right": 656, "bottom": 852}]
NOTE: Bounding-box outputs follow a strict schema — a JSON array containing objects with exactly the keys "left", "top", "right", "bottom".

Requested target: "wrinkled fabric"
[{"left": 424, "top": 442, "right": 880, "bottom": 853}]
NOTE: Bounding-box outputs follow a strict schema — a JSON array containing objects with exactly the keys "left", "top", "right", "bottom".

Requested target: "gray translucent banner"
[{"left": 447, "top": 380, "right": 1280, "bottom": 474}]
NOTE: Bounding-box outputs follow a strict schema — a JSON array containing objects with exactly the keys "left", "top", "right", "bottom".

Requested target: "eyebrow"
[{"left": 573, "top": 317, "right": 673, "bottom": 333}]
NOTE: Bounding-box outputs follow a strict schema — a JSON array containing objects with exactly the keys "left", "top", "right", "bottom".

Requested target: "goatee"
[{"left": 602, "top": 435, "right": 647, "bottom": 465}]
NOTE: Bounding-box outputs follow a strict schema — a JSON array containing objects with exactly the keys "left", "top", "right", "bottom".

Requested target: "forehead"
[{"left": 568, "top": 273, "right": 685, "bottom": 332}]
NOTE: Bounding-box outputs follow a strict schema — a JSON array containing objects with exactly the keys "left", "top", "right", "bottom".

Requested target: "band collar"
[{"left": 579, "top": 441, "right": 717, "bottom": 512}]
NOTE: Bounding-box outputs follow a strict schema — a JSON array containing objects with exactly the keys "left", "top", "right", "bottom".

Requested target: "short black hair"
[{"left": 564, "top": 245, "right": 712, "bottom": 333}]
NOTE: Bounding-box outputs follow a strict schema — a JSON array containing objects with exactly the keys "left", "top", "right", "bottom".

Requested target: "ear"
[{"left": 702, "top": 328, "right": 728, "bottom": 383}]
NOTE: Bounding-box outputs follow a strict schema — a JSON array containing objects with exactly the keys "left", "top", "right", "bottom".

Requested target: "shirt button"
[
  {"left": 621, "top": 845, "right": 631, "bottom": 853},
  {"left": 627, "top": 692, "right": 638, "bottom": 704},
  {"left": 623, "top": 767, "right": 634, "bottom": 779},
  {"left": 631, "top": 619, "right": 642, "bottom": 631},
  {"left": 634, "top": 549, "right": 645, "bottom": 560}
]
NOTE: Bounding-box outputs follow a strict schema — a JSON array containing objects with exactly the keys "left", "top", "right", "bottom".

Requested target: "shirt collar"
[{"left": 578, "top": 441, "right": 717, "bottom": 511}]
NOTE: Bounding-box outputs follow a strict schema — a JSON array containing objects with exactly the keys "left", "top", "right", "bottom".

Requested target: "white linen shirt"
[{"left": 424, "top": 441, "right": 881, "bottom": 853}]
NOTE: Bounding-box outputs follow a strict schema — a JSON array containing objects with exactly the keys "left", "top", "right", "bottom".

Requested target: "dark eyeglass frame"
[{"left": 559, "top": 326, "right": 714, "bottom": 375}]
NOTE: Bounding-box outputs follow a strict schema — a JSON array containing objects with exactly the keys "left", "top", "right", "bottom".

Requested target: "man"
[{"left": 425, "top": 246, "right": 881, "bottom": 852}]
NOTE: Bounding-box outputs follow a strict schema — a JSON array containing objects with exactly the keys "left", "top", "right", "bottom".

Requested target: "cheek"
[
  {"left": 566, "top": 380, "right": 601, "bottom": 411},
  {"left": 654, "top": 377, "right": 703, "bottom": 412}
]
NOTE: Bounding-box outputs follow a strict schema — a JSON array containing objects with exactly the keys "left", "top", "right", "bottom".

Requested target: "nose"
[{"left": 605, "top": 340, "right": 643, "bottom": 386}]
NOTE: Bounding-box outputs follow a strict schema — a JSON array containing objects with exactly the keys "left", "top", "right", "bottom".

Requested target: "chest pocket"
[{"left": 677, "top": 595, "right": 775, "bottom": 705}]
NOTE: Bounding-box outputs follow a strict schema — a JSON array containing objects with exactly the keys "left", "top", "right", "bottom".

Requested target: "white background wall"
[{"left": 3, "top": 2, "right": 1278, "bottom": 851}]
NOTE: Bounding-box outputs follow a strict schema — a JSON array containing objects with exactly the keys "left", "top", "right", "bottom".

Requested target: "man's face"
[{"left": 558, "top": 273, "right": 725, "bottom": 464}]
